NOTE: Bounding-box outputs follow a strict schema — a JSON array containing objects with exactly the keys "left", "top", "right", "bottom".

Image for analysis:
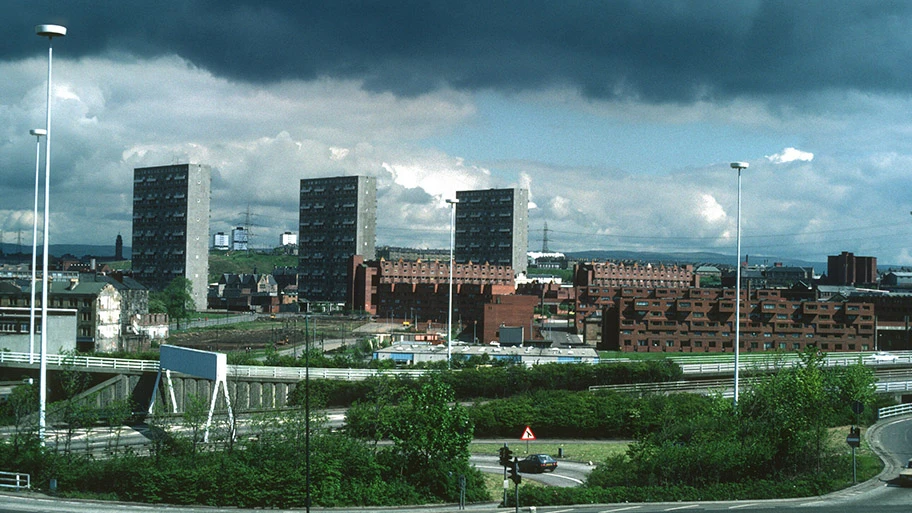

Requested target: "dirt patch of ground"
[{"left": 165, "top": 328, "right": 276, "bottom": 352}]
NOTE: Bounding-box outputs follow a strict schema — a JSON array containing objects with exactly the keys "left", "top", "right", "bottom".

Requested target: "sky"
[{"left": 3, "top": 1, "right": 912, "bottom": 267}]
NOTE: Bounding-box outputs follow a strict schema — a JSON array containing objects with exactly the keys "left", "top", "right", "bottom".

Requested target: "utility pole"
[{"left": 541, "top": 222, "right": 550, "bottom": 253}]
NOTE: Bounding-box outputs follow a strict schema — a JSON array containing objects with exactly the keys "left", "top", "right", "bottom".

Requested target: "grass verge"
[{"left": 470, "top": 440, "right": 628, "bottom": 464}]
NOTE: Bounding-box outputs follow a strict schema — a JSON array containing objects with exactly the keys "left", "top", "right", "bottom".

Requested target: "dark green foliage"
[
  {"left": 288, "top": 360, "right": 683, "bottom": 408},
  {"left": 573, "top": 348, "right": 880, "bottom": 508},
  {"left": 0, "top": 377, "right": 488, "bottom": 508},
  {"left": 515, "top": 475, "right": 835, "bottom": 506},
  {"left": 470, "top": 390, "right": 713, "bottom": 439},
  {"left": 0, "top": 348, "right": 882, "bottom": 508},
  {"left": 150, "top": 277, "right": 195, "bottom": 325}
]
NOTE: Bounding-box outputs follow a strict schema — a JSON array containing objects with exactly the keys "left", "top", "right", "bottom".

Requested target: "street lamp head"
[
  {"left": 446, "top": 198, "right": 460, "bottom": 205},
  {"left": 730, "top": 162, "right": 749, "bottom": 170},
  {"left": 29, "top": 128, "right": 47, "bottom": 137},
  {"left": 35, "top": 24, "right": 67, "bottom": 38}
]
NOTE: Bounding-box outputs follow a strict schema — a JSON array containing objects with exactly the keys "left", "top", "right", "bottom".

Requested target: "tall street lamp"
[
  {"left": 730, "top": 161, "right": 749, "bottom": 406},
  {"left": 446, "top": 198, "right": 460, "bottom": 368},
  {"left": 36, "top": 23, "right": 66, "bottom": 443},
  {"left": 28, "top": 128, "right": 46, "bottom": 366}
]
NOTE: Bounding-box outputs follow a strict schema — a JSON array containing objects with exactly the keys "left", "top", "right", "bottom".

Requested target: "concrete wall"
[
  {"left": 0, "top": 308, "right": 77, "bottom": 354},
  {"left": 76, "top": 372, "right": 298, "bottom": 414}
]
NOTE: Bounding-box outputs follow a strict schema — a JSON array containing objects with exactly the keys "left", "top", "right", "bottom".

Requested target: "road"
[{"left": 471, "top": 454, "right": 591, "bottom": 487}]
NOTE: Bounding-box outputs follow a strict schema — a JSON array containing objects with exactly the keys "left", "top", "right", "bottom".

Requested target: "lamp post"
[
  {"left": 730, "top": 161, "right": 749, "bottom": 406},
  {"left": 28, "top": 128, "right": 46, "bottom": 366},
  {"left": 36, "top": 23, "right": 66, "bottom": 443},
  {"left": 446, "top": 198, "right": 460, "bottom": 368}
]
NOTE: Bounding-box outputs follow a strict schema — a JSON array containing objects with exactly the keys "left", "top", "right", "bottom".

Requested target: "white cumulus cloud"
[
  {"left": 765, "top": 147, "right": 814, "bottom": 164},
  {"left": 699, "top": 194, "right": 726, "bottom": 223}
]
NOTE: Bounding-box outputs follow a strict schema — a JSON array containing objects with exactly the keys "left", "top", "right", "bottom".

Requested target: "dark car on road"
[{"left": 517, "top": 454, "right": 558, "bottom": 473}]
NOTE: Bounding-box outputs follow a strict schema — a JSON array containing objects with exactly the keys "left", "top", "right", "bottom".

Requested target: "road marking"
[
  {"left": 729, "top": 504, "right": 760, "bottom": 509},
  {"left": 799, "top": 501, "right": 827, "bottom": 507},
  {"left": 664, "top": 505, "right": 699, "bottom": 511},
  {"left": 547, "top": 473, "right": 584, "bottom": 485},
  {"left": 600, "top": 507, "right": 641, "bottom": 513},
  {"left": 549, "top": 509, "right": 575, "bottom": 513}
]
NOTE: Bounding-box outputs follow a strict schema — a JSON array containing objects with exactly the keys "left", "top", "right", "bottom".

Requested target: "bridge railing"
[
  {"left": 0, "top": 351, "right": 159, "bottom": 371},
  {"left": 3, "top": 350, "right": 912, "bottom": 383},
  {"left": 228, "top": 365, "right": 428, "bottom": 381},
  {"left": 591, "top": 378, "right": 912, "bottom": 396},
  {"left": 0, "top": 352, "right": 429, "bottom": 382},
  {"left": 0, "top": 471, "right": 30, "bottom": 490},
  {"left": 878, "top": 403, "right": 912, "bottom": 420}
]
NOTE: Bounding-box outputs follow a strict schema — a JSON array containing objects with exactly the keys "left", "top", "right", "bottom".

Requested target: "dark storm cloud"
[{"left": 7, "top": 1, "right": 912, "bottom": 102}]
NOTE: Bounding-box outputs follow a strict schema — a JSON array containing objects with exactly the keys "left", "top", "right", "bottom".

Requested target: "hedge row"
[
  {"left": 288, "top": 360, "right": 683, "bottom": 407},
  {"left": 513, "top": 475, "right": 835, "bottom": 507},
  {"left": 469, "top": 389, "right": 712, "bottom": 439}
]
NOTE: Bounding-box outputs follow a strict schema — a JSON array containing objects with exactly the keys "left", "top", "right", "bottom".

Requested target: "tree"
[
  {"left": 738, "top": 347, "right": 837, "bottom": 475},
  {"left": 1, "top": 382, "right": 38, "bottom": 456},
  {"left": 381, "top": 375, "right": 474, "bottom": 499},
  {"left": 151, "top": 277, "right": 195, "bottom": 328}
]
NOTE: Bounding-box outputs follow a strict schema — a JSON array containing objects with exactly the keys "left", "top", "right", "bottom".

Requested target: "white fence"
[
  {"left": 1, "top": 349, "right": 910, "bottom": 384},
  {"left": 591, "top": 377, "right": 912, "bottom": 397},
  {"left": 674, "top": 353, "right": 912, "bottom": 375},
  {"left": 228, "top": 365, "right": 428, "bottom": 381},
  {"left": 878, "top": 403, "right": 912, "bottom": 420},
  {"left": 0, "top": 351, "right": 428, "bottom": 382},
  {"left": 0, "top": 351, "right": 159, "bottom": 372},
  {"left": 0, "top": 471, "right": 29, "bottom": 490}
]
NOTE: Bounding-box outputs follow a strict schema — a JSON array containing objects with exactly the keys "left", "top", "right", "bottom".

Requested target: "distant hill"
[
  {"left": 564, "top": 250, "right": 827, "bottom": 271},
  {"left": 0, "top": 243, "right": 131, "bottom": 259}
]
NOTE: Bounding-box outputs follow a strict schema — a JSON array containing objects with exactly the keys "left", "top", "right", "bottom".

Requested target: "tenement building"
[
  {"left": 299, "top": 176, "right": 377, "bottom": 303},
  {"left": 592, "top": 288, "right": 874, "bottom": 353},
  {"left": 454, "top": 188, "right": 529, "bottom": 275},
  {"left": 348, "top": 256, "right": 536, "bottom": 343},
  {"left": 574, "top": 261, "right": 698, "bottom": 340},
  {"left": 132, "top": 163, "right": 211, "bottom": 311}
]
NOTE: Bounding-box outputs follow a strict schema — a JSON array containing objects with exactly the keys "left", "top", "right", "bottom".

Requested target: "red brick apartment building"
[
  {"left": 861, "top": 295, "right": 912, "bottom": 350},
  {"left": 574, "top": 261, "right": 698, "bottom": 340},
  {"left": 589, "top": 287, "right": 874, "bottom": 353},
  {"left": 572, "top": 261, "right": 876, "bottom": 352},
  {"left": 348, "top": 256, "right": 537, "bottom": 343}
]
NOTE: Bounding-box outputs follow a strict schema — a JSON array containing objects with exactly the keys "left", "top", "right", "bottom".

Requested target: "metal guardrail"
[
  {"left": 228, "top": 365, "right": 428, "bottom": 381},
  {"left": 0, "top": 351, "right": 159, "bottom": 371},
  {"left": 591, "top": 377, "right": 912, "bottom": 396},
  {"left": 0, "top": 352, "right": 429, "bottom": 382},
  {"left": 676, "top": 354, "right": 912, "bottom": 374},
  {"left": 1, "top": 349, "right": 910, "bottom": 384},
  {"left": 0, "top": 471, "right": 29, "bottom": 490},
  {"left": 878, "top": 403, "right": 912, "bottom": 420}
]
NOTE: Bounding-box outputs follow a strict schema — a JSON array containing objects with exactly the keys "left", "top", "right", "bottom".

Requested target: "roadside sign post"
[
  {"left": 847, "top": 402, "right": 863, "bottom": 485},
  {"left": 846, "top": 426, "right": 861, "bottom": 483},
  {"left": 499, "top": 443, "right": 509, "bottom": 506},
  {"left": 521, "top": 425, "right": 536, "bottom": 453}
]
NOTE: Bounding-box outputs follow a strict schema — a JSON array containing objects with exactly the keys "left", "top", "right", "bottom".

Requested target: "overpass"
[{"left": 0, "top": 352, "right": 425, "bottom": 415}]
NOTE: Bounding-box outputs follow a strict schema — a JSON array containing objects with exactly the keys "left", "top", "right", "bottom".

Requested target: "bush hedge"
[{"left": 288, "top": 360, "right": 683, "bottom": 408}]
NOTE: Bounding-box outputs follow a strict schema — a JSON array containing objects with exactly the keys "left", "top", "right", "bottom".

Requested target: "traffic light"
[
  {"left": 508, "top": 459, "right": 522, "bottom": 485},
  {"left": 498, "top": 446, "right": 513, "bottom": 467}
]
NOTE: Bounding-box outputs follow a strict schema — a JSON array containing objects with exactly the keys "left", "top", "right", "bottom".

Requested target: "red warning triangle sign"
[{"left": 520, "top": 426, "right": 536, "bottom": 441}]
